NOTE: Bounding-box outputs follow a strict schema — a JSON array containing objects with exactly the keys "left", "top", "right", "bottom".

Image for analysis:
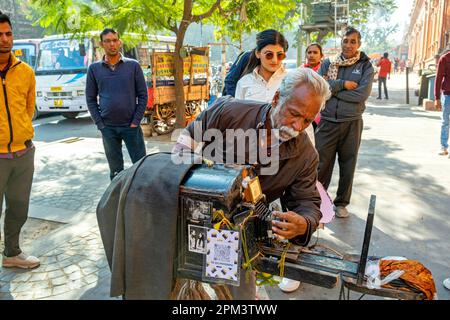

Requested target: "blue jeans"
[
  {"left": 100, "top": 126, "right": 146, "bottom": 180},
  {"left": 441, "top": 95, "right": 450, "bottom": 150}
]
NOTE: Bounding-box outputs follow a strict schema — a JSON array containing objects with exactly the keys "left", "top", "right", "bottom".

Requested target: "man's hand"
[
  {"left": 130, "top": 123, "right": 138, "bottom": 128},
  {"left": 271, "top": 211, "right": 308, "bottom": 240},
  {"left": 344, "top": 81, "right": 358, "bottom": 90},
  {"left": 435, "top": 100, "right": 442, "bottom": 111}
]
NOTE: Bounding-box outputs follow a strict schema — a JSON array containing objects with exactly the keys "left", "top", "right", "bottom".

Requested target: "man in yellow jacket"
[{"left": 0, "top": 12, "right": 40, "bottom": 269}]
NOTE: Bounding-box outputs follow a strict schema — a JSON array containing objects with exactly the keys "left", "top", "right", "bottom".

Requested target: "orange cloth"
[{"left": 379, "top": 260, "right": 436, "bottom": 300}]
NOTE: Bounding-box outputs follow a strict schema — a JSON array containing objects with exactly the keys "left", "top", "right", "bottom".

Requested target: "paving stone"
[
  {"left": 64, "top": 249, "right": 79, "bottom": 256},
  {"left": 48, "top": 270, "right": 65, "bottom": 279},
  {"left": 13, "top": 292, "right": 34, "bottom": 300},
  {"left": 0, "top": 284, "right": 11, "bottom": 293},
  {"left": 78, "top": 260, "right": 94, "bottom": 269},
  {"left": 56, "top": 254, "right": 72, "bottom": 262},
  {"left": 29, "top": 273, "right": 47, "bottom": 282},
  {"left": 0, "top": 272, "right": 16, "bottom": 282},
  {"left": 87, "top": 255, "right": 104, "bottom": 262},
  {"left": 69, "top": 238, "right": 81, "bottom": 244},
  {"left": 45, "top": 256, "right": 58, "bottom": 264},
  {"left": 83, "top": 274, "right": 99, "bottom": 285},
  {"left": 67, "top": 256, "right": 85, "bottom": 265},
  {"left": 33, "top": 288, "right": 53, "bottom": 299},
  {"left": 30, "top": 267, "right": 42, "bottom": 273},
  {"left": 67, "top": 280, "right": 84, "bottom": 290},
  {"left": 32, "top": 280, "right": 50, "bottom": 290},
  {"left": 52, "top": 249, "right": 66, "bottom": 256},
  {"left": 38, "top": 257, "right": 48, "bottom": 264},
  {"left": 98, "top": 268, "right": 110, "bottom": 279},
  {"left": 8, "top": 282, "right": 21, "bottom": 291},
  {"left": 95, "top": 260, "right": 108, "bottom": 269},
  {"left": 86, "top": 244, "right": 100, "bottom": 251},
  {"left": 50, "top": 275, "right": 68, "bottom": 287},
  {"left": 68, "top": 271, "right": 82, "bottom": 281},
  {"left": 63, "top": 265, "right": 80, "bottom": 275},
  {"left": 12, "top": 272, "right": 32, "bottom": 282},
  {"left": 57, "top": 259, "right": 73, "bottom": 269},
  {"left": 52, "top": 284, "right": 70, "bottom": 296},
  {"left": 80, "top": 266, "right": 98, "bottom": 276},
  {"left": 80, "top": 232, "right": 92, "bottom": 238},
  {"left": 71, "top": 244, "right": 87, "bottom": 251},
  {"left": 13, "top": 282, "right": 33, "bottom": 293},
  {"left": 40, "top": 264, "right": 61, "bottom": 273}
]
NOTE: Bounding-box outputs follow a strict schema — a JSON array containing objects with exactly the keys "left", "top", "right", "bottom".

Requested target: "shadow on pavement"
[{"left": 325, "top": 137, "right": 450, "bottom": 299}]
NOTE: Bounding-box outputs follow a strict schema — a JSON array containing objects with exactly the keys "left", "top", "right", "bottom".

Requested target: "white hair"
[{"left": 278, "top": 68, "right": 331, "bottom": 111}]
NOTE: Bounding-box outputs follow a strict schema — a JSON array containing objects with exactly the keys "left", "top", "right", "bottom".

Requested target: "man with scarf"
[{"left": 315, "top": 27, "right": 374, "bottom": 218}]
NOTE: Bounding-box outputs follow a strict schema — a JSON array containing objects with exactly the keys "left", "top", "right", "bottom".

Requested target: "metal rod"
[
  {"left": 357, "top": 195, "right": 376, "bottom": 285},
  {"left": 406, "top": 66, "right": 410, "bottom": 104}
]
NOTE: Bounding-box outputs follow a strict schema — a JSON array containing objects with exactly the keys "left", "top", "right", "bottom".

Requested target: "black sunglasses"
[{"left": 262, "top": 51, "right": 286, "bottom": 61}]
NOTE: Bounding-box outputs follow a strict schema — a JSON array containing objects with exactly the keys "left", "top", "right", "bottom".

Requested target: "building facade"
[{"left": 407, "top": 0, "right": 450, "bottom": 72}]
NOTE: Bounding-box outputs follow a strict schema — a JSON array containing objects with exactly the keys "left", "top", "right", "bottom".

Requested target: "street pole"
[{"left": 406, "top": 66, "right": 410, "bottom": 104}]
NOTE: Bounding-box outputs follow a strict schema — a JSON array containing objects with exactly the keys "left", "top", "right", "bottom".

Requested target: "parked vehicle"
[
  {"left": 13, "top": 39, "right": 42, "bottom": 120},
  {"left": 34, "top": 32, "right": 176, "bottom": 120},
  {"left": 141, "top": 46, "right": 210, "bottom": 135},
  {"left": 283, "top": 59, "right": 297, "bottom": 72},
  {"left": 12, "top": 38, "right": 41, "bottom": 69}
]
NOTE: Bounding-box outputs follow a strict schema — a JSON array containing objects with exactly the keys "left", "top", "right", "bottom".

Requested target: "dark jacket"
[
  {"left": 86, "top": 56, "right": 148, "bottom": 130},
  {"left": 222, "top": 51, "right": 251, "bottom": 97},
  {"left": 184, "top": 96, "right": 322, "bottom": 246},
  {"left": 318, "top": 52, "right": 374, "bottom": 122},
  {"left": 435, "top": 51, "right": 450, "bottom": 98}
]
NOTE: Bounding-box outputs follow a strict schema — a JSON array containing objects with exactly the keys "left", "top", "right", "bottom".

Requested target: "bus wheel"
[
  {"left": 32, "top": 106, "right": 39, "bottom": 121},
  {"left": 62, "top": 112, "right": 79, "bottom": 119}
]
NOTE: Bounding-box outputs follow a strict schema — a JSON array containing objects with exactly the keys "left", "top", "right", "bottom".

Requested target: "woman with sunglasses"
[{"left": 235, "top": 29, "right": 288, "bottom": 101}]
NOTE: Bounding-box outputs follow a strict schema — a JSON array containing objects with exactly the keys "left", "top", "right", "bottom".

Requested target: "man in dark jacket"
[
  {"left": 316, "top": 27, "right": 374, "bottom": 218},
  {"left": 86, "top": 28, "right": 148, "bottom": 180},
  {"left": 434, "top": 50, "right": 450, "bottom": 156},
  {"left": 174, "top": 68, "right": 331, "bottom": 299}
]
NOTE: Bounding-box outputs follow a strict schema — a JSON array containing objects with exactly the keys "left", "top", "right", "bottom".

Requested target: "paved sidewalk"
[{"left": 0, "top": 136, "right": 173, "bottom": 300}]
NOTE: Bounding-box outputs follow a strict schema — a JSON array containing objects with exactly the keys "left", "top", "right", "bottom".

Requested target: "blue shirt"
[{"left": 86, "top": 56, "right": 148, "bottom": 129}]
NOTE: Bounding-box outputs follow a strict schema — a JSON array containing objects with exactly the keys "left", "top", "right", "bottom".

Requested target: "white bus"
[
  {"left": 13, "top": 39, "right": 42, "bottom": 119},
  {"left": 13, "top": 38, "right": 41, "bottom": 69},
  {"left": 35, "top": 33, "right": 176, "bottom": 119}
]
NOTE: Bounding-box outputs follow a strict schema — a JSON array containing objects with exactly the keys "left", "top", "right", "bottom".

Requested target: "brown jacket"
[{"left": 184, "top": 96, "right": 322, "bottom": 245}]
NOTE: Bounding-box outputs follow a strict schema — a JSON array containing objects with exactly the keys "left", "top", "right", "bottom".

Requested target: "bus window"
[
  {"left": 36, "top": 38, "right": 89, "bottom": 73},
  {"left": 12, "top": 44, "right": 37, "bottom": 67}
]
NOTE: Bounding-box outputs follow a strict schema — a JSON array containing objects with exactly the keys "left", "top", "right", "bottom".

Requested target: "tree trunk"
[
  {"left": 221, "top": 36, "right": 227, "bottom": 84},
  {"left": 316, "top": 30, "right": 329, "bottom": 44},
  {"left": 174, "top": 26, "right": 189, "bottom": 129}
]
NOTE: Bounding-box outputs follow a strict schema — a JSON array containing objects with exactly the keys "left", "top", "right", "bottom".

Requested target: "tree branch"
[
  {"left": 168, "top": 17, "right": 178, "bottom": 33},
  {"left": 191, "top": 0, "right": 222, "bottom": 23}
]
